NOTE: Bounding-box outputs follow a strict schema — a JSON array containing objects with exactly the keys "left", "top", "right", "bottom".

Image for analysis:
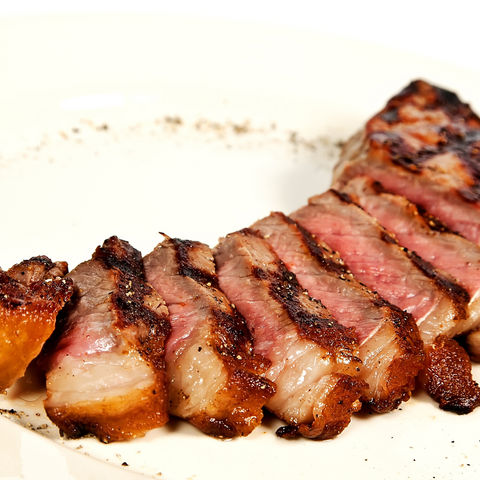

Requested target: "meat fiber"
[
  {"left": 251, "top": 212, "right": 424, "bottom": 413},
  {"left": 332, "top": 79, "right": 480, "bottom": 246},
  {"left": 0, "top": 257, "right": 73, "bottom": 391},
  {"left": 291, "top": 190, "right": 480, "bottom": 412},
  {"left": 342, "top": 176, "right": 480, "bottom": 337},
  {"left": 214, "top": 228, "right": 367, "bottom": 440},
  {"left": 42, "top": 236, "right": 171, "bottom": 443},
  {"left": 143, "top": 236, "right": 275, "bottom": 438}
]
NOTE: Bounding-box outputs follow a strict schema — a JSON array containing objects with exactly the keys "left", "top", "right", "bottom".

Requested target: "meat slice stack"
[
  {"left": 250, "top": 212, "right": 424, "bottom": 413},
  {"left": 42, "top": 236, "right": 171, "bottom": 443},
  {"left": 214, "top": 228, "right": 367, "bottom": 440},
  {"left": 143, "top": 236, "right": 275, "bottom": 438},
  {"left": 342, "top": 177, "right": 480, "bottom": 411},
  {"left": 290, "top": 190, "right": 480, "bottom": 412},
  {"left": 343, "top": 176, "right": 480, "bottom": 338},
  {"left": 332, "top": 79, "right": 480, "bottom": 245},
  {"left": 0, "top": 257, "right": 73, "bottom": 391}
]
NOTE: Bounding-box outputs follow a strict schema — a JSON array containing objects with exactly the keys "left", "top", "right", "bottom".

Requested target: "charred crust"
[
  {"left": 276, "top": 424, "right": 298, "bottom": 439},
  {"left": 211, "top": 309, "right": 253, "bottom": 356},
  {"left": 283, "top": 213, "right": 353, "bottom": 278},
  {"left": 276, "top": 374, "right": 366, "bottom": 440},
  {"left": 416, "top": 205, "right": 457, "bottom": 234},
  {"left": 188, "top": 369, "right": 275, "bottom": 438},
  {"left": 93, "top": 236, "right": 171, "bottom": 371},
  {"left": 172, "top": 238, "right": 219, "bottom": 289},
  {"left": 406, "top": 251, "right": 470, "bottom": 305},
  {"left": 112, "top": 276, "right": 170, "bottom": 371},
  {"left": 330, "top": 189, "right": 355, "bottom": 205},
  {"left": 0, "top": 271, "right": 74, "bottom": 309},
  {"left": 421, "top": 336, "right": 480, "bottom": 414},
  {"left": 380, "top": 230, "right": 398, "bottom": 246},
  {"left": 246, "top": 231, "right": 358, "bottom": 355},
  {"left": 94, "top": 236, "right": 145, "bottom": 279},
  {"left": 365, "top": 80, "right": 480, "bottom": 200},
  {"left": 19, "top": 256, "right": 55, "bottom": 270},
  {"left": 380, "top": 108, "right": 400, "bottom": 125}
]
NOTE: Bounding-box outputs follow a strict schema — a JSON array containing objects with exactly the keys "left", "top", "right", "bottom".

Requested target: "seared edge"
[
  {"left": 343, "top": 176, "right": 480, "bottom": 337},
  {"left": 419, "top": 335, "right": 480, "bottom": 414},
  {"left": 251, "top": 212, "right": 424, "bottom": 412},
  {"left": 291, "top": 189, "right": 469, "bottom": 344},
  {"left": 44, "top": 236, "right": 171, "bottom": 443},
  {"left": 214, "top": 228, "right": 366, "bottom": 439},
  {"left": 332, "top": 80, "right": 480, "bottom": 244},
  {"left": 144, "top": 236, "right": 275, "bottom": 439},
  {"left": 0, "top": 257, "right": 73, "bottom": 391}
]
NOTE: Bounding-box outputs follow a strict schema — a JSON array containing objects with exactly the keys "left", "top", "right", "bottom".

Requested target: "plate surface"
[{"left": 1, "top": 13, "right": 480, "bottom": 480}]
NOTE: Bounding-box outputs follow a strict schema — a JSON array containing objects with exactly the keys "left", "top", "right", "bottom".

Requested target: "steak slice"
[
  {"left": 213, "top": 228, "right": 366, "bottom": 440},
  {"left": 143, "top": 236, "right": 275, "bottom": 438},
  {"left": 251, "top": 212, "right": 424, "bottom": 413},
  {"left": 332, "top": 80, "right": 480, "bottom": 245},
  {"left": 291, "top": 190, "right": 480, "bottom": 412},
  {"left": 0, "top": 257, "right": 73, "bottom": 391},
  {"left": 42, "top": 236, "right": 171, "bottom": 443},
  {"left": 342, "top": 176, "right": 480, "bottom": 337}
]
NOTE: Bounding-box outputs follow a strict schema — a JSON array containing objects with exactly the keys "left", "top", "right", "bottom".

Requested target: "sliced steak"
[
  {"left": 143, "top": 236, "right": 275, "bottom": 439},
  {"left": 42, "top": 236, "right": 171, "bottom": 443},
  {"left": 213, "top": 228, "right": 366, "bottom": 440},
  {"left": 251, "top": 212, "right": 424, "bottom": 413},
  {"left": 291, "top": 190, "right": 480, "bottom": 412},
  {"left": 332, "top": 80, "right": 480, "bottom": 245},
  {"left": 0, "top": 257, "right": 73, "bottom": 391},
  {"left": 342, "top": 176, "right": 480, "bottom": 337}
]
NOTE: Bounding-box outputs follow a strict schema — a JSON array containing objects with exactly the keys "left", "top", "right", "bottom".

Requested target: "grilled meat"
[
  {"left": 143, "top": 236, "right": 275, "bottom": 438},
  {"left": 290, "top": 190, "right": 480, "bottom": 412},
  {"left": 214, "top": 228, "right": 366, "bottom": 440},
  {"left": 42, "top": 236, "right": 171, "bottom": 443},
  {"left": 421, "top": 335, "right": 480, "bottom": 413},
  {"left": 332, "top": 80, "right": 480, "bottom": 245},
  {"left": 0, "top": 257, "right": 73, "bottom": 391},
  {"left": 342, "top": 176, "right": 480, "bottom": 336},
  {"left": 251, "top": 212, "right": 424, "bottom": 412}
]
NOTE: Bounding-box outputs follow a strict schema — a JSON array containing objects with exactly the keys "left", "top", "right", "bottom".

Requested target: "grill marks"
[
  {"left": 251, "top": 212, "right": 424, "bottom": 413},
  {"left": 0, "top": 257, "right": 73, "bottom": 391},
  {"left": 332, "top": 79, "right": 480, "bottom": 244},
  {"left": 330, "top": 79, "right": 480, "bottom": 414},
  {"left": 42, "top": 236, "right": 171, "bottom": 443},
  {"left": 8, "top": 79, "right": 480, "bottom": 440},
  {"left": 341, "top": 177, "right": 480, "bottom": 412},
  {"left": 291, "top": 190, "right": 469, "bottom": 344},
  {"left": 143, "top": 236, "right": 275, "bottom": 439},
  {"left": 290, "top": 189, "right": 480, "bottom": 412},
  {"left": 214, "top": 228, "right": 366, "bottom": 440},
  {"left": 343, "top": 176, "right": 480, "bottom": 337}
]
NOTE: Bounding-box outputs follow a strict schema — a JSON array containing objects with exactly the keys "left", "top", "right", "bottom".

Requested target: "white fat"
[
  {"left": 168, "top": 334, "right": 228, "bottom": 419},
  {"left": 46, "top": 350, "right": 154, "bottom": 407},
  {"left": 266, "top": 338, "right": 334, "bottom": 424},
  {"left": 417, "top": 295, "right": 465, "bottom": 344}
]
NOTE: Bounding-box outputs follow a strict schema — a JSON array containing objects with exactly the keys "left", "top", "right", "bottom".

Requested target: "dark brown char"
[
  {"left": 0, "top": 257, "right": 73, "bottom": 391},
  {"left": 144, "top": 236, "right": 275, "bottom": 439},
  {"left": 214, "top": 228, "right": 366, "bottom": 440},
  {"left": 44, "top": 236, "right": 171, "bottom": 443}
]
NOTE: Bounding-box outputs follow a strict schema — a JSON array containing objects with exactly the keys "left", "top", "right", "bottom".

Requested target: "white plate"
[{"left": 1, "top": 13, "right": 480, "bottom": 480}]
